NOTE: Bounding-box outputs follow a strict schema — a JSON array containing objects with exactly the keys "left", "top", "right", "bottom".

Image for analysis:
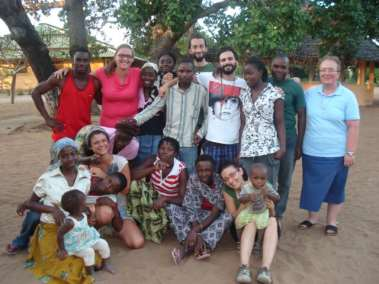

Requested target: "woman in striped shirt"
[{"left": 131, "top": 137, "right": 188, "bottom": 236}]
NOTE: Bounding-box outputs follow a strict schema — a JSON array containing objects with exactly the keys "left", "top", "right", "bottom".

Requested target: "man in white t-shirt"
[{"left": 197, "top": 47, "right": 247, "bottom": 171}]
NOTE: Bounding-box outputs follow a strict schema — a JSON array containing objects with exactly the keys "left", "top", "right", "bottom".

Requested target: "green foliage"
[
  {"left": 307, "top": 0, "right": 373, "bottom": 64},
  {"left": 116, "top": 0, "right": 227, "bottom": 56},
  {"left": 205, "top": 0, "right": 309, "bottom": 60}
]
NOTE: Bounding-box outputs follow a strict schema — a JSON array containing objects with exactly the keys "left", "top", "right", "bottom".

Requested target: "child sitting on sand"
[
  {"left": 86, "top": 172, "right": 128, "bottom": 232},
  {"left": 57, "top": 190, "right": 114, "bottom": 275},
  {"left": 236, "top": 163, "right": 279, "bottom": 231}
]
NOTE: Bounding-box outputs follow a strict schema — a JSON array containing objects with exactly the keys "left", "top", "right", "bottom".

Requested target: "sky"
[{"left": 0, "top": 8, "right": 127, "bottom": 47}]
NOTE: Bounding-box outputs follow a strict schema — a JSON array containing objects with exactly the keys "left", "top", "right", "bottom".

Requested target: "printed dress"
[
  {"left": 64, "top": 214, "right": 100, "bottom": 255},
  {"left": 169, "top": 174, "right": 232, "bottom": 250}
]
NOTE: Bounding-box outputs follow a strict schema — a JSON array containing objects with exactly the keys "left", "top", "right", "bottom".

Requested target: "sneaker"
[
  {"left": 236, "top": 265, "right": 252, "bottom": 283},
  {"left": 256, "top": 267, "right": 272, "bottom": 284}
]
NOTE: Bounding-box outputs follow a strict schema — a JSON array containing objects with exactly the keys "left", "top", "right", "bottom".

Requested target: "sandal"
[
  {"left": 5, "top": 244, "right": 18, "bottom": 256},
  {"left": 298, "top": 220, "right": 316, "bottom": 230},
  {"left": 195, "top": 249, "right": 211, "bottom": 260},
  {"left": 325, "top": 225, "right": 338, "bottom": 236},
  {"left": 171, "top": 247, "right": 184, "bottom": 265}
]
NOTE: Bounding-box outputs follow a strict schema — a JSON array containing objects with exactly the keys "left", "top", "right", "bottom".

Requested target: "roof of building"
[
  {"left": 0, "top": 23, "right": 115, "bottom": 60},
  {"left": 355, "top": 39, "right": 379, "bottom": 62},
  {"left": 290, "top": 37, "right": 379, "bottom": 63}
]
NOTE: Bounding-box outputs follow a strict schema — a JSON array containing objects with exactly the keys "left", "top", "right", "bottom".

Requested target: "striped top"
[
  {"left": 150, "top": 158, "right": 186, "bottom": 197},
  {"left": 135, "top": 82, "right": 209, "bottom": 147}
]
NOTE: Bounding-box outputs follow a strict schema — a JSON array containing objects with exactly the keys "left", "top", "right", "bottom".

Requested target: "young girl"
[
  {"left": 57, "top": 190, "right": 113, "bottom": 275},
  {"left": 130, "top": 137, "right": 187, "bottom": 243},
  {"left": 236, "top": 163, "right": 279, "bottom": 231},
  {"left": 136, "top": 62, "right": 165, "bottom": 164},
  {"left": 157, "top": 50, "right": 177, "bottom": 86}
]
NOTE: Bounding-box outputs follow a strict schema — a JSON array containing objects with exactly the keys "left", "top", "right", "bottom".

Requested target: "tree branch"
[{"left": 172, "top": 0, "right": 241, "bottom": 42}]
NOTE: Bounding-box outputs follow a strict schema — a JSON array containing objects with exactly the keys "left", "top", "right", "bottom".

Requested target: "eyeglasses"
[
  {"left": 319, "top": 68, "right": 339, "bottom": 73},
  {"left": 117, "top": 54, "right": 133, "bottom": 59}
]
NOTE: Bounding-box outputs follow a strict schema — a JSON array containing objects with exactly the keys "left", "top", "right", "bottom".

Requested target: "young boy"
[
  {"left": 237, "top": 163, "right": 279, "bottom": 231},
  {"left": 86, "top": 172, "right": 128, "bottom": 232},
  {"left": 131, "top": 58, "right": 209, "bottom": 174}
]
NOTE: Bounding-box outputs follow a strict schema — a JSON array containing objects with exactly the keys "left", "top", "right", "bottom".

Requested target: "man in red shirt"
[{"left": 32, "top": 47, "right": 101, "bottom": 141}]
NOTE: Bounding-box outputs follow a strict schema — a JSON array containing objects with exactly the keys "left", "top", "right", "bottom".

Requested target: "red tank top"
[{"left": 52, "top": 72, "right": 95, "bottom": 141}]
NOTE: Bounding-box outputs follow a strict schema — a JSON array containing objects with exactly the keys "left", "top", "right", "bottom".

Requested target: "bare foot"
[{"left": 102, "top": 263, "right": 115, "bottom": 274}]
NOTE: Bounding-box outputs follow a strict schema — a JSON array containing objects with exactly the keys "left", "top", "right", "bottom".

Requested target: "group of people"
[{"left": 6, "top": 34, "right": 360, "bottom": 284}]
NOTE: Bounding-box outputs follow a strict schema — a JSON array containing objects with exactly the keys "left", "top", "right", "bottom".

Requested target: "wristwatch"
[{"left": 346, "top": 151, "right": 355, "bottom": 157}]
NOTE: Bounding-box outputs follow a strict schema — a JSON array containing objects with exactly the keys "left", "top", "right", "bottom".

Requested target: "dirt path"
[{"left": 0, "top": 101, "right": 378, "bottom": 284}]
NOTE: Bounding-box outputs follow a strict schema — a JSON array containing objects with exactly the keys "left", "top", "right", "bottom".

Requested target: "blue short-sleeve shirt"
[{"left": 303, "top": 84, "right": 360, "bottom": 157}]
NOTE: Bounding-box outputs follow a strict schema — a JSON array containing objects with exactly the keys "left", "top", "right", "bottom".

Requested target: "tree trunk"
[
  {"left": 10, "top": 73, "right": 17, "bottom": 104},
  {"left": 64, "top": 0, "right": 88, "bottom": 54},
  {"left": 0, "top": 0, "right": 55, "bottom": 82},
  {"left": 150, "top": 34, "right": 177, "bottom": 60},
  {"left": 0, "top": 0, "right": 57, "bottom": 109}
]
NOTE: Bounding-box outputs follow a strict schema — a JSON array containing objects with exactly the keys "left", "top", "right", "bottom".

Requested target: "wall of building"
[{"left": 0, "top": 59, "right": 108, "bottom": 94}]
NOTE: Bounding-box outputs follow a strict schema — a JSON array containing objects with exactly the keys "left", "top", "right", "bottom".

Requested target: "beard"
[
  {"left": 221, "top": 63, "right": 237, "bottom": 75},
  {"left": 192, "top": 53, "right": 205, "bottom": 62}
]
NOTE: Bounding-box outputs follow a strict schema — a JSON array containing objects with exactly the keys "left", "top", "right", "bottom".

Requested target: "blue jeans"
[
  {"left": 276, "top": 135, "right": 297, "bottom": 217},
  {"left": 11, "top": 210, "right": 40, "bottom": 249},
  {"left": 136, "top": 135, "right": 162, "bottom": 165},
  {"left": 240, "top": 153, "right": 280, "bottom": 190},
  {"left": 179, "top": 147, "right": 197, "bottom": 175}
]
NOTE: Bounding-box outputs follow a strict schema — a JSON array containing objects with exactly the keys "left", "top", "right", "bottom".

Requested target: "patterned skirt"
[
  {"left": 127, "top": 179, "right": 168, "bottom": 244},
  {"left": 26, "top": 223, "right": 100, "bottom": 284}
]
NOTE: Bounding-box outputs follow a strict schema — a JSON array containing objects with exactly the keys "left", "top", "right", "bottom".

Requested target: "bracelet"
[{"left": 346, "top": 151, "right": 355, "bottom": 157}]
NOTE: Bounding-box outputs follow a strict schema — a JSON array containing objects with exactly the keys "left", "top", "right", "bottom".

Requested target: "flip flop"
[
  {"left": 5, "top": 244, "right": 18, "bottom": 256},
  {"left": 171, "top": 248, "right": 184, "bottom": 265},
  {"left": 325, "top": 225, "right": 338, "bottom": 236},
  {"left": 298, "top": 220, "right": 316, "bottom": 230},
  {"left": 196, "top": 250, "right": 211, "bottom": 260}
]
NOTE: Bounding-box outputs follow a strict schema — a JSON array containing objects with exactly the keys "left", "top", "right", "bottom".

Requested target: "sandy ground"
[{"left": 0, "top": 98, "right": 378, "bottom": 284}]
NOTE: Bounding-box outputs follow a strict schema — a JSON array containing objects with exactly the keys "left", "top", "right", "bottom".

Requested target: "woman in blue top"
[{"left": 298, "top": 56, "right": 360, "bottom": 236}]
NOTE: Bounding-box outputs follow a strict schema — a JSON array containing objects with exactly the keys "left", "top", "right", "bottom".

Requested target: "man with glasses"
[{"left": 270, "top": 54, "right": 306, "bottom": 220}]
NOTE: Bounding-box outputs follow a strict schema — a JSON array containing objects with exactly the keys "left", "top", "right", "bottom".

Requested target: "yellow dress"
[{"left": 26, "top": 223, "right": 100, "bottom": 284}]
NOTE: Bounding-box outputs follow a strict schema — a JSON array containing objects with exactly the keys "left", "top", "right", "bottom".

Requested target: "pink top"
[
  {"left": 102, "top": 126, "right": 139, "bottom": 160},
  {"left": 96, "top": 67, "right": 141, "bottom": 127}
]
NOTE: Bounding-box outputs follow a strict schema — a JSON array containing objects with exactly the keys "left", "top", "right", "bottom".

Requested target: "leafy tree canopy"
[{"left": 307, "top": 0, "right": 379, "bottom": 64}]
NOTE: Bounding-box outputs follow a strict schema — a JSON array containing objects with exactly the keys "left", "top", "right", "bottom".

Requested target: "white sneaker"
[
  {"left": 257, "top": 267, "right": 272, "bottom": 284},
  {"left": 236, "top": 265, "right": 252, "bottom": 283}
]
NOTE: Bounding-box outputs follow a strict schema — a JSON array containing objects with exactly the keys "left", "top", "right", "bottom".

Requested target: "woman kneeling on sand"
[
  {"left": 221, "top": 161, "right": 279, "bottom": 284},
  {"left": 80, "top": 126, "right": 144, "bottom": 249}
]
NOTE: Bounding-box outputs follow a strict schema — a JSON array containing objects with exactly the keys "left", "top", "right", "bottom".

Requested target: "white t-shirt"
[
  {"left": 197, "top": 72, "right": 247, "bottom": 144},
  {"left": 33, "top": 165, "right": 91, "bottom": 224}
]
